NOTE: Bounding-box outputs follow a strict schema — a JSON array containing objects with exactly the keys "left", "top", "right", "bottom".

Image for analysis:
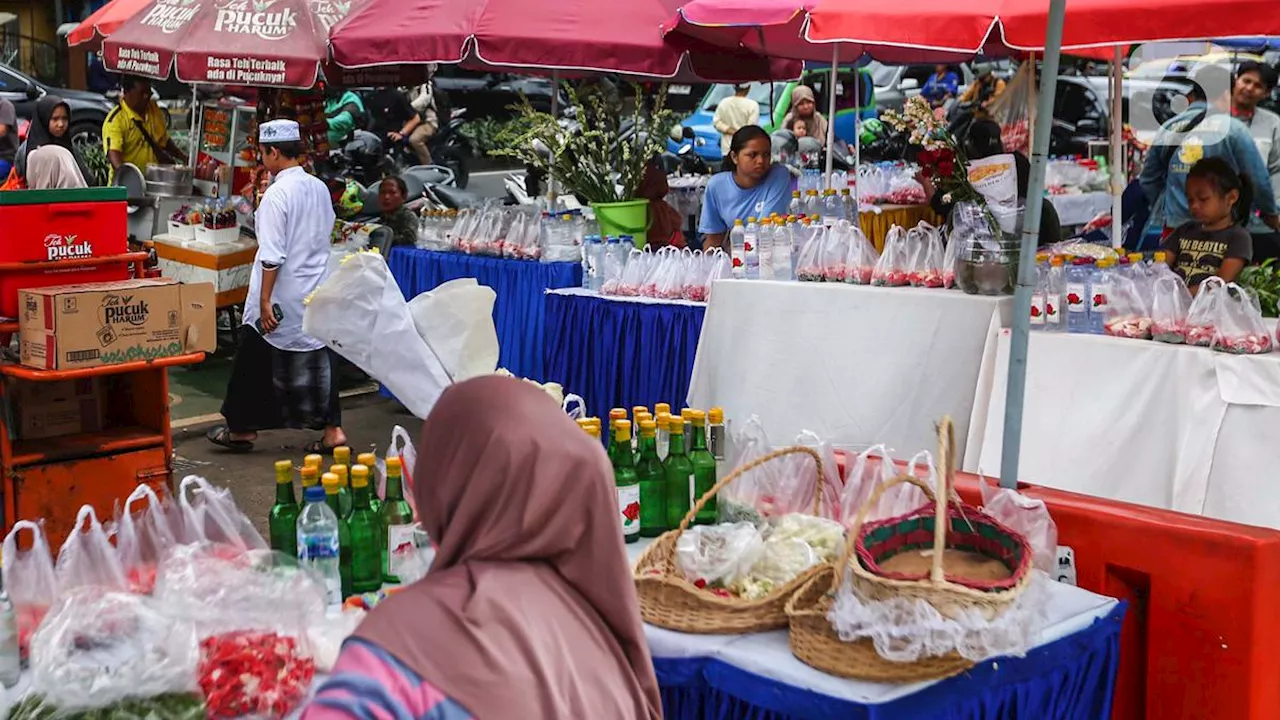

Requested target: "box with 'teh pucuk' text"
[{"left": 19, "top": 278, "right": 217, "bottom": 370}]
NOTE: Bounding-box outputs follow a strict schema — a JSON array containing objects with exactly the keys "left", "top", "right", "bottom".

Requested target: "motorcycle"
[
  {"left": 660, "top": 126, "right": 711, "bottom": 175},
  {"left": 427, "top": 108, "right": 472, "bottom": 190}
]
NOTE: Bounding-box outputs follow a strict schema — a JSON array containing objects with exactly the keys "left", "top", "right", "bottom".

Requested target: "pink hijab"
[{"left": 356, "top": 376, "right": 663, "bottom": 720}]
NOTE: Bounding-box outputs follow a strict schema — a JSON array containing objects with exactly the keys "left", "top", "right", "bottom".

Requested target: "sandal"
[
  {"left": 206, "top": 425, "right": 254, "bottom": 453},
  {"left": 303, "top": 439, "right": 346, "bottom": 454}
]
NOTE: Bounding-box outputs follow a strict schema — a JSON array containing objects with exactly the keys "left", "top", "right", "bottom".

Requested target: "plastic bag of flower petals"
[
  {"left": 639, "top": 246, "right": 669, "bottom": 298},
  {"left": 907, "top": 221, "right": 945, "bottom": 288},
  {"left": 503, "top": 213, "right": 526, "bottom": 259},
  {"left": 843, "top": 223, "right": 879, "bottom": 285},
  {"left": 821, "top": 221, "right": 852, "bottom": 282},
  {"left": 1211, "top": 283, "right": 1273, "bottom": 355},
  {"left": 1149, "top": 270, "right": 1193, "bottom": 343},
  {"left": 941, "top": 231, "right": 960, "bottom": 289},
  {"left": 796, "top": 226, "right": 827, "bottom": 282},
  {"left": 600, "top": 246, "right": 625, "bottom": 295},
  {"left": 885, "top": 165, "right": 927, "bottom": 204},
  {"left": 703, "top": 249, "right": 732, "bottom": 299},
  {"left": 681, "top": 249, "right": 707, "bottom": 301},
  {"left": 1103, "top": 274, "right": 1153, "bottom": 339},
  {"left": 618, "top": 247, "right": 648, "bottom": 296},
  {"left": 1185, "top": 276, "right": 1227, "bottom": 346},
  {"left": 654, "top": 249, "right": 687, "bottom": 300},
  {"left": 871, "top": 224, "right": 911, "bottom": 286}
]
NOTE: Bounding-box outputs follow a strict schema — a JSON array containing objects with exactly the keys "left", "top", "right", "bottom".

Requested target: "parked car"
[
  {"left": 0, "top": 62, "right": 113, "bottom": 152},
  {"left": 867, "top": 61, "right": 1016, "bottom": 112}
]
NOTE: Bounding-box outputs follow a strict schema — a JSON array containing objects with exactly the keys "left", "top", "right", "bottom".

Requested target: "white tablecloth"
[
  {"left": 687, "top": 280, "right": 1013, "bottom": 465},
  {"left": 1048, "top": 192, "right": 1112, "bottom": 227},
  {"left": 548, "top": 286, "right": 706, "bottom": 308},
  {"left": 967, "top": 329, "right": 1280, "bottom": 529}
]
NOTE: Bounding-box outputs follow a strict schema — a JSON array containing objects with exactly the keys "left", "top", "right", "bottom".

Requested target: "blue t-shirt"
[{"left": 699, "top": 165, "right": 793, "bottom": 235}]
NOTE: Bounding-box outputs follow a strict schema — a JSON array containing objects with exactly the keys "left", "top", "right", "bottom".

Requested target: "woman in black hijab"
[{"left": 17, "top": 96, "right": 95, "bottom": 185}]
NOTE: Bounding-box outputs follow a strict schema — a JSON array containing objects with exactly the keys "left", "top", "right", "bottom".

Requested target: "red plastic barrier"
[{"left": 947, "top": 472, "right": 1280, "bottom": 720}]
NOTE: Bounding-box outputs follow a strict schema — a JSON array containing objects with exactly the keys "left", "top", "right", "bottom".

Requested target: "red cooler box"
[{"left": 0, "top": 187, "right": 131, "bottom": 318}]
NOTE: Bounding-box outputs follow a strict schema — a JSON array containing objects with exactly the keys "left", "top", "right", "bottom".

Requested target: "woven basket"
[
  {"left": 634, "top": 445, "right": 827, "bottom": 634},
  {"left": 786, "top": 417, "right": 1033, "bottom": 681}
]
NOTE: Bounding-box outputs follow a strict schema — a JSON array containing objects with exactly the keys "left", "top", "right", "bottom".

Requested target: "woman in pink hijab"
[{"left": 299, "top": 375, "right": 663, "bottom": 720}]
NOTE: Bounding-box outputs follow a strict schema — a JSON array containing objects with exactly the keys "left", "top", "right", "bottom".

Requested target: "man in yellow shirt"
[{"left": 102, "top": 75, "right": 182, "bottom": 179}]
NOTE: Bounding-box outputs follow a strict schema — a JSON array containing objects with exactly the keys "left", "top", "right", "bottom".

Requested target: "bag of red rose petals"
[
  {"left": 114, "top": 485, "right": 178, "bottom": 594},
  {"left": 871, "top": 224, "right": 911, "bottom": 286},
  {"left": 618, "top": 247, "right": 648, "bottom": 296},
  {"left": 55, "top": 505, "right": 128, "bottom": 595},
  {"left": 1211, "top": 282, "right": 1273, "bottom": 355},
  {"left": 908, "top": 221, "right": 945, "bottom": 288},
  {"left": 821, "top": 221, "right": 851, "bottom": 282},
  {"left": 681, "top": 250, "right": 707, "bottom": 301},
  {"left": 2, "top": 520, "right": 59, "bottom": 657},
  {"left": 175, "top": 476, "right": 269, "bottom": 553},
  {"left": 1150, "top": 270, "right": 1193, "bottom": 343},
  {"left": 1103, "top": 274, "right": 1154, "bottom": 339},
  {"left": 796, "top": 226, "right": 827, "bottom": 282},
  {"left": 717, "top": 416, "right": 822, "bottom": 526},
  {"left": 600, "top": 245, "right": 625, "bottom": 295},
  {"left": 1185, "top": 276, "right": 1227, "bottom": 347},
  {"left": 941, "top": 231, "right": 960, "bottom": 289},
  {"left": 652, "top": 248, "right": 687, "bottom": 300},
  {"left": 839, "top": 445, "right": 930, "bottom": 527},
  {"left": 843, "top": 223, "right": 879, "bottom": 285},
  {"left": 703, "top": 249, "right": 731, "bottom": 300}
]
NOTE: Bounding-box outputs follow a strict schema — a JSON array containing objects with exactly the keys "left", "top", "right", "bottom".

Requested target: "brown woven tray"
[{"left": 634, "top": 445, "right": 827, "bottom": 634}]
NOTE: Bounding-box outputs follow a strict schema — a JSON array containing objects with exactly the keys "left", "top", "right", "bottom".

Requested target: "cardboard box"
[
  {"left": 10, "top": 378, "right": 103, "bottom": 440},
  {"left": 19, "top": 278, "right": 217, "bottom": 371}
]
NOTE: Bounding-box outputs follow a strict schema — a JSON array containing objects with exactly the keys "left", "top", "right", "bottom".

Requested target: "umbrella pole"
[
  {"left": 825, "top": 43, "right": 838, "bottom": 188},
  {"left": 854, "top": 67, "right": 861, "bottom": 206},
  {"left": 1110, "top": 46, "right": 1124, "bottom": 249},
  {"left": 190, "top": 85, "right": 199, "bottom": 167},
  {"left": 998, "top": 0, "right": 1067, "bottom": 489},
  {"left": 549, "top": 69, "right": 559, "bottom": 208}
]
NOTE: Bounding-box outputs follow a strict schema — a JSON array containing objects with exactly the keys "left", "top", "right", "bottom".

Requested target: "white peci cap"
[{"left": 259, "top": 119, "right": 301, "bottom": 144}]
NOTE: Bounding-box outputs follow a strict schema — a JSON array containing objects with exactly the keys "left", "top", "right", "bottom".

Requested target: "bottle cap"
[
  {"left": 1128, "top": 253, "right": 1143, "bottom": 263},
  {"left": 688, "top": 409, "right": 706, "bottom": 421},
  {"left": 300, "top": 465, "right": 318, "bottom": 486},
  {"left": 304, "top": 485, "right": 326, "bottom": 503},
  {"left": 386, "top": 457, "right": 402, "bottom": 474},
  {"left": 1153, "top": 250, "right": 1167, "bottom": 262},
  {"left": 668, "top": 418, "right": 685, "bottom": 435},
  {"left": 1050, "top": 254, "right": 1064, "bottom": 266},
  {"left": 351, "top": 464, "right": 370, "bottom": 488},
  {"left": 632, "top": 406, "right": 648, "bottom": 419},
  {"left": 747, "top": 216, "right": 756, "bottom": 223},
  {"left": 792, "top": 190, "right": 800, "bottom": 197},
  {"left": 609, "top": 408, "right": 627, "bottom": 422},
  {"left": 615, "top": 419, "right": 632, "bottom": 441},
  {"left": 640, "top": 419, "right": 657, "bottom": 435},
  {"left": 304, "top": 454, "right": 323, "bottom": 468},
  {"left": 709, "top": 407, "right": 724, "bottom": 424},
  {"left": 655, "top": 412, "right": 671, "bottom": 430},
  {"left": 274, "top": 459, "right": 292, "bottom": 475},
  {"left": 330, "top": 465, "right": 349, "bottom": 485},
  {"left": 1035, "top": 252, "right": 1048, "bottom": 263},
  {"left": 357, "top": 452, "right": 376, "bottom": 467},
  {"left": 655, "top": 402, "right": 671, "bottom": 415},
  {"left": 334, "top": 446, "right": 351, "bottom": 463},
  {"left": 734, "top": 219, "right": 743, "bottom": 226},
  {"left": 681, "top": 408, "right": 697, "bottom": 420},
  {"left": 321, "top": 473, "right": 340, "bottom": 494}
]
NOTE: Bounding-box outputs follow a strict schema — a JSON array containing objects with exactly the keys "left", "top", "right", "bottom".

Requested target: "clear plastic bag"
[
  {"left": 115, "top": 485, "right": 177, "bottom": 594},
  {"left": 716, "top": 417, "right": 823, "bottom": 525},
  {"left": 885, "top": 165, "right": 927, "bottom": 205},
  {"left": 844, "top": 223, "right": 879, "bottom": 285},
  {"left": 1186, "top": 276, "right": 1227, "bottom": 347},
  {"left": 617, "top": 247, "right": 648, "bottom": 297},
  {"left": 1212, "top": 282, "right": 1274, "bottom": 354},
  {"left": 941, "top": 232, "right": 960, "bottom": 289},
  {"left": 703, "top": 249, "right": 731, "bottom": 301},
  {"left": 30, "top": 590, "right": 201, "bottom": 712},
  {"left": 1103, "top": 273, "right": 1153, "bottom": 339},
  {"left": 600, "top": 244, "right": 625, "bottom": 295},
  {"left": 654, "top": 248, "right": 687, "bottom": 300},
  {"left": 1150, "top": 269, "right": 1193, "bottom": 343},
  {"left": 858, "top": 164, "right": 888, "bottom": 204},
  {"left": 385, "top": 425, "right": 419, "bottom": 518},
  {"left": 871, "top": 224, "right": 911, "bottom": 286},
  {"left": 821, "top": 221, "right": 851, "bottom": 282},
  {"left": 794, "top": 429, "right": 843, "bottom": 522},
  {"left": 55, "top": 505, "right": 128, "bottom": 595},
  {"left": 675, "top": 522, "right": 765, "bottom": 588},
  {"left": 503, "top": 213, "right": 526, "bottom": 259},
  {"left": 988, "top": 62, "right": 1036, "bottom": 155},
  {"left": 768, "top": 513, "right": 845, "bottom": 563},
  {"left": 2, "top": 520, "right": 59, "bottom": 656},
  {"left": 175, "top": 476, "right": 269, "bottom": 553},
  {"left": 796, "top": 225, "right": 827, "bottom": 282},
  {"left": 980, "top": 482, "right": 1058, "bottom": 575},
  {"left": 847, "top": 448, "right": 931, "bottom": 525},
  {"left": 908, "top": 221, "right": 945, "bottom": 288},
  {"left": 682, "top": 250, "right": 708, "bottom": 302}
]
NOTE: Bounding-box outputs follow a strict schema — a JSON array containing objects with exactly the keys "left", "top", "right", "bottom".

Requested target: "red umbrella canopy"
[
  {"left": 102, "top": 0, "right": 353, "bottom": 88},
  {"left": 329, "top": 0, "right": 801, "bottom": 82},
  {"left": 67, "top": 0, "right": 154, "bottom": 49}
]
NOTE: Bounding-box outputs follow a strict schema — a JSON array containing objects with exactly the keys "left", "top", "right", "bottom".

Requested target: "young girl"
[
  {"left": 789, "top": 117, "right": 809, "bottom": 139},
  {"left": 1163, "top": 157, "right": 1254, "bottom": 290}
]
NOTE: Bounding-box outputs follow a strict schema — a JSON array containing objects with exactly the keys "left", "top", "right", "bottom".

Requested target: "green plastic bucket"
[{"left": 592, "top": 199, "right": 650, "bottom": 248}]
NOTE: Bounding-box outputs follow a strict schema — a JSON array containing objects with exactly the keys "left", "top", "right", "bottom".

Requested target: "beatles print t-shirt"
[{"left": 1161, "top": 221, "right": 1253, "bottom": 288}]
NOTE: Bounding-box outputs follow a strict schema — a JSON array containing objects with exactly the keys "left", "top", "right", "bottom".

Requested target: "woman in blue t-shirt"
[{"left": 699, "top": 126, "right": 792, "bottom": 250}]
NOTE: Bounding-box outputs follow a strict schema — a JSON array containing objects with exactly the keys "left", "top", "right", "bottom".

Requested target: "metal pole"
[
  {"left": 998, "top": 0, "right": 1067, "bottom": 489},
  {"left": 549, "top": 69, "right": 559, "bottom": 207},
  {"left": 189, "top": 85, "right": 199, "bottom": 168},
  {"left": 824, "top": 43, "right": 838, "bottom": 188},
  {"left": 854, "top": 66, "right": 861, "bottom": 206},
  {"left": 1110, "top": 46, "right": 1124, "bottom": 248}
]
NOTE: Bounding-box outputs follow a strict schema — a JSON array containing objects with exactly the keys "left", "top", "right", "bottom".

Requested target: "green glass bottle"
[
  {"left": 347, "top": 465, "right": 383, "bottom": 594},
  {"left": 357, "top": 453, "right": 383, "bottom": 517},
  {"left": 687, "top": 409, "right": 717, "bottom": 525},
  {"left": 636, "top": 419, "right": 666, "bottom": 537},
  {"left": 381, "top": 457, "right": 416, "bottom": 584},
  {"left": 268, "top": 460, "right": 299, "bottom": 557},
  {"left": 330, "top": 464, "right": 353, "bottom": 519},
  {"left": 333, "top": 447, "right": 353, "bottom": 516},
  {"left": 611, "top": 420, "right": 640, "bottom": 543},
  {"left": 606, "top": 408, "right": 627, "bottom": 454},
  {"left": 322, "top": 473, "right": 353, "bottom": 598},
  {"left": 664, "top": 419, "right": 696, "bottom": 530}
]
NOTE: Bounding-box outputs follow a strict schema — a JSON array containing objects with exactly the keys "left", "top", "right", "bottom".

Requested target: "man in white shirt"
[
  {"left": 713, "top": 84, "right": 760, "bottom": 156},
  {"left": 208, "top": 119, "right": 346, "bottom": 453}
]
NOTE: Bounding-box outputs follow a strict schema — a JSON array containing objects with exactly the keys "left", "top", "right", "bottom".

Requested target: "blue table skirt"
[
  {"left": 387, "top": 247, "right": 582, "bottom": 380},
  {"left": 543, "top": 291, "right": 706, "bottom": 420},
  {"left": 654, "top": 603, "right": 1125, "bottom": 720}
]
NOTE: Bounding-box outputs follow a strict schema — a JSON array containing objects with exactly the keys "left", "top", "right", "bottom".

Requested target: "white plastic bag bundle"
[
  {"left": 2, "top": 520, "right": 59, "bottom": 655},
  {"left": 675, "top": 522, "right": 764, "bottom": 587},
  {"left": 408, "top": 277, "right": 500, "bottom": 382},
  {"left": 55, "top": 505, "right": 129, "bottom": 594},
  {"left": 173, "top": 476, "right": 268, "bottom": 553},
  {"left": 114, "top": 485, "right": 177, "bottom": 594},
  {"left": 304, "top": 250, "right": 454, "bottom": 419},
  {"left": 980, "top": 482, "right": 1058, "bottom": 575}
]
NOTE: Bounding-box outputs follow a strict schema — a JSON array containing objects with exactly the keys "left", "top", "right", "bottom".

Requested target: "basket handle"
[
  {"left": 834, "top": 472, "right": 940, "bottom": 590},
  {"left": 676, "top": 444, "right": 824, "bottom": 533}
]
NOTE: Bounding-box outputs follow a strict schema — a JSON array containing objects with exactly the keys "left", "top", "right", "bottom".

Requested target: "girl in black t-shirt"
[{"left": 1163, "top": 158, "right": 1254, "bottom": 290}]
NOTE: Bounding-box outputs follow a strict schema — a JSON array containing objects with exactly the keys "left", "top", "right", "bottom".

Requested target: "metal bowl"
[
  {"left": 144, "top": 163, "right": 194, "bottom": 185},
  {"left": 146, "top": 179, "right": 194, "bottom": 197}
]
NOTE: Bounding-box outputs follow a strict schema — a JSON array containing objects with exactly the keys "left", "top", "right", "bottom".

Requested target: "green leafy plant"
[
  {"left": 77, "top": 142, "right": 111, "bottom": 186},
  {"left": 493, "top": 83, "right": 675, "bottom": 204},
  {"left": 1237, "top": 257, "right": 1280, "bottom": 317},
  {"left": 458, "top": 117, "right": 526, "bottom": 157}
]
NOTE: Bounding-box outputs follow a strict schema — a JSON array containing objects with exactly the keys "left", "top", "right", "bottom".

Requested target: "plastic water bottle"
[
  {"left": 1064, "top": 257, "right": 1090, "bottom": 334},
  {"left": 297, "top": 485, "right": 342, "bottom": 608},
  {"left": 788, "top": 191, "right": 802, "bottom": 217},
  {"left": 1030, "top": 253, "right": 1049, "bottom": 331},
  {"left": 1088, "top": 258, "right": 1113, "bottom": 335},
  {"left": 759, "top": 218, "right": 775, "bottom": 280},
  {"left": 1044, "top": 254, "right": 1065, "bottom": 332},
  {"left": 743, "top": 217, "right": 760, "bottom": 279},
  {"left": 804, "top": 190, "right": 821, "bottom": 219},
  {"left": 729, "top": 219, "right": 746, "bottom": 279},
  {"left": 822, "top": 189, "right": 843, "bottom": 226},
  {"left": 773, "top": 220, "right": 793, "bottom": 281},
  {"left": 842, "top": 188, "right": 856, "bottom": 222},
  {"left": 581, "top": 235, "right": 598, "bottom": 290}
]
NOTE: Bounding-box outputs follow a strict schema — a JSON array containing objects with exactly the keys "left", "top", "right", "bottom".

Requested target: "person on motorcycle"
[
  {"left": 957, "top": 71, "right": 1006, "bottom": 115},
  {"left": 922, "top": 65, "right": 960, "bottom": 107},
  {"left": 782, "top": 86, "right": 828, "bottom": 148},
  {"left": 325, "top": 86, "right": 365, "bottom": 147},
  {"left": 408, "top": 67, "right": 444, "bottom": 166},
  {"left": 713, "top": 84, "right": 760, "bottom": 156},
  {"left": 366, "top": 87, "right": 428, "bottom": 166}
]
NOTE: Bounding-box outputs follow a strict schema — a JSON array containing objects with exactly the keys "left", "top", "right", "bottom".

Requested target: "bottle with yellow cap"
[
  {"left": 357, "top": 452, "right": 383, "bottom": 516},
  {"left": 348, "top": 465, "right": 383, "bottom": 593},
  {"left": 330, "top": 464, "right": 353, "bottom": 519},
  {"left": 664, "top": 416, "right": 695, "bottom": 529},
  {"left": 1045, "top": 255, "right": 1065, "bottom": 332},
  {"left": 300, "top": 464, "right": 319, "bottom": 489},
  {"left": 297, "top": 477, "right": 341, "bottom": 607},
  {"left": 611, "top": 420, "right": 640, "bottom": 543},
  {"left": 681, "top": 408, "right": 696, "bottom": 440},
  {"left": 636, "top": 419, "right": 666, "bottom": 537},
  {"left": 321, "top": 472, "right": 352, "bottom": 598},
  {"left": 1030, "top": 252, "right": 1049, "bottom": 329},
  {"left": 708, "top": 407, "right": 727, "bottom": 488},
  {"left": 333, "top": 446, "right": 352, "bottom": 474},
  {"left": 607, "top": 408, "right": 628, "bottom": 453},
  {"left": 268, "top": 460, "right": 299, "bottom": 557},
  {"left": 381, "top": 456, "right": 416, "bottom": 584},
  {"left": 655, "top": 411, "right": 672, "bottom": 461},
  {"left": 304, "top": 454, "right": 323, "bottom": 472},
  {"left": 687, "top": 410, "right": 717, "bottom": 525},
  {"left": 654, "top": 402, "right": 671, "bottom": 417}
]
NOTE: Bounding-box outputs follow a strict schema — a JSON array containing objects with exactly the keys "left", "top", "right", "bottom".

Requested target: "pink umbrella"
[
  {"left": 102, "top": 0, "right": 357, "bottom": 89},
  {"left": 67, "top": 0, "right": 154, "bottom": 49},
  {"left": 329, "top": 0, "right": 800, "bottom": 81}
]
